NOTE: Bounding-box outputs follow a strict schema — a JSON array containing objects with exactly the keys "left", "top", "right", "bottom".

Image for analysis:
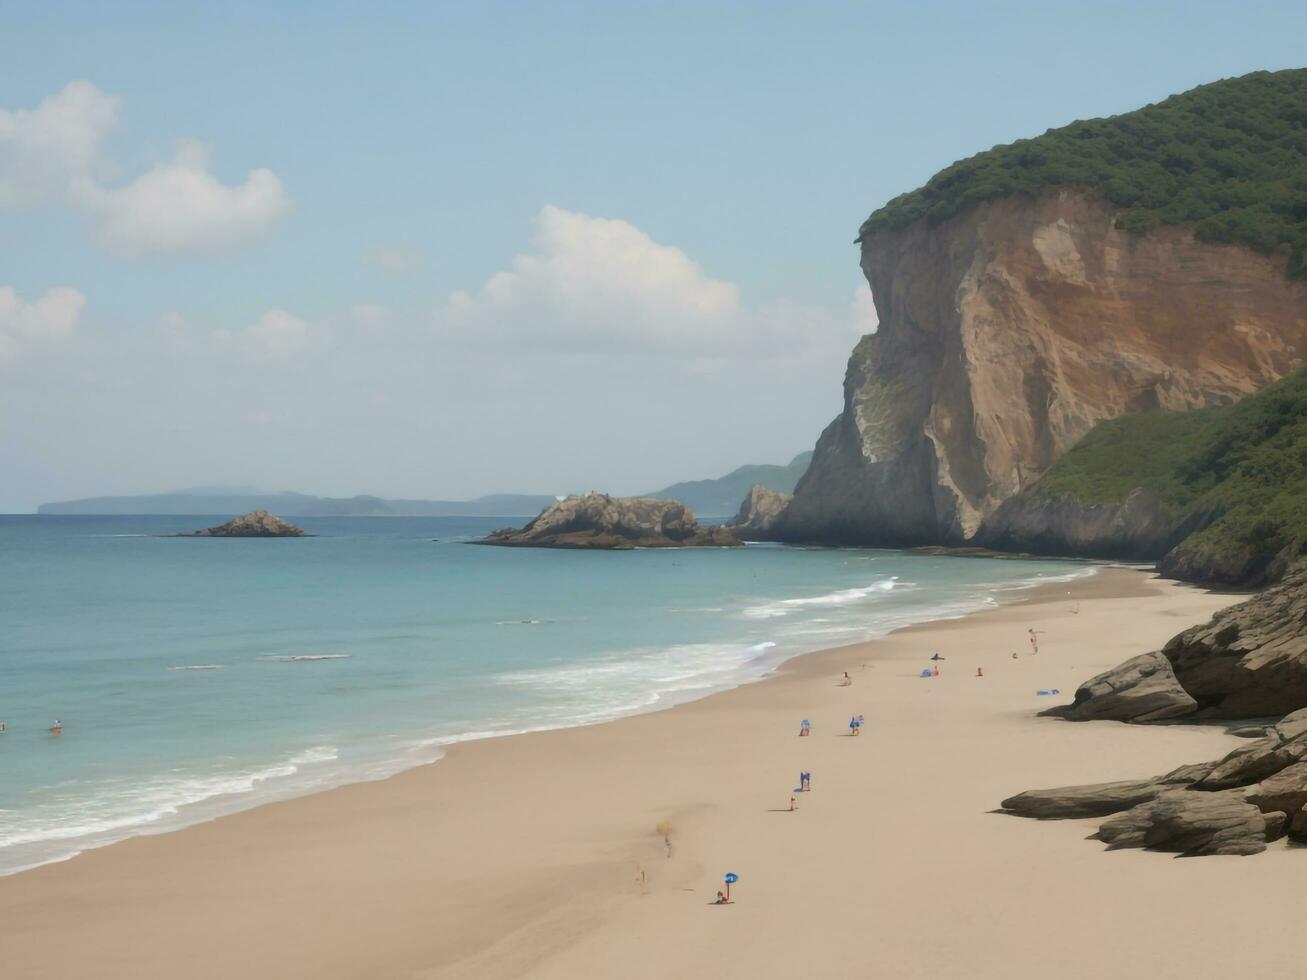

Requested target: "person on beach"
[
  {"left": 800, "top": 770, "right": 811, "bottom": 792},
  {"left": 976, "top": 667, "right": 984, "bottom": 677},
  {"left": 839, "top": 671, "right": 852, "bottom": 686},
  {"left": 789, "top": 795, "right": 797, "bottom": 811},
  {"left": 715, "top": 891, "right": 728, "bottom": 904},
  {"left": 849, "top": 715, "right": 860, "bottom": 736},
  {"left": 1028, "top": 628, "right": 1041, "bottom": 654},
  {"left": 799, "top": 719, "right": 810, "bottom": 736}
]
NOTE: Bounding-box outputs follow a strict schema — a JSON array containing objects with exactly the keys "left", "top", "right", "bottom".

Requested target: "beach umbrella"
[{"left": 724, "top": 872, "right": 738, "bottom": 901}]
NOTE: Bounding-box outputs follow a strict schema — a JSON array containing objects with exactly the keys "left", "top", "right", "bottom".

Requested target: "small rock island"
[
  {"left": 179, "top": 509, "right": 311, "bottom": 537},
  {"left": 477, "top": 493, "right": 742, "bottom": 550}
]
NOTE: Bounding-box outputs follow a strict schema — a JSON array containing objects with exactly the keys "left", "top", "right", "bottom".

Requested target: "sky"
[{"left": 3, "top": 0, "right": 1305, "bottom": 512}]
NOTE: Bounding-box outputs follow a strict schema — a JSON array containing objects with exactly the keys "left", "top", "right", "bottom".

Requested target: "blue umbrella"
[{"left": 723, "top": 871, "right": 738, "bottom": 901}]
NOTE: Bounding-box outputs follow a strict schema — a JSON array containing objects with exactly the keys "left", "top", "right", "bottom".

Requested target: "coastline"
[
  {"left": 4, "top": 567, "right": 1302, "bottom": 979},
  {"left": 0, "top": 551, "right": 1094, "bottom": 878}
]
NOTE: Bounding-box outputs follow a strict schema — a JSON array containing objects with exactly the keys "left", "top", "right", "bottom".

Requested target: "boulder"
[
  {"left": 999, "top": 762, "right": 1212, "bottom": 819},
  {"left": 1043, "top": 563, "right": 1307, "bottom": 723},
  {"left": 727, "top": 485, "right": 792, "bottom": 539},
  {"left": 1161, "top": 562, "right": 1307, "bottom": 718},
  {"left": 1040, "top": 650, "right": 1197, "bottom": 723},
  {"left": 476, "top": 494, "right": 742, "bottom": 550},
  {"left": 1092, "top": 788, "right": 1286, "bottom": 856},
  {"left": 180, "top": 510, "right": 309, "bottom": 537}
]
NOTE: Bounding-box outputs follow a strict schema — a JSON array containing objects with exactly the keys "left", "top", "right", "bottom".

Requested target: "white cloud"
[
  {"left": 366, "top": 246, "right": 422, "bottom": 276},
  {"left": 438, "top": 206, "right": 872, "bottom": 362},
  {"left": 0, "top": 82, "right": 287, "bottom": 255},
  {"left": 0, "top": 285, "right": 85, "bottom": 366},
  {"left": 442, "top": 205, "right": 740, "bottom": 353},
  {"left": 211, "top": 309, "right": 310, "bottom": 362},
  {"left": 0, "top": 81, "right": 118, "bottom": 208}
]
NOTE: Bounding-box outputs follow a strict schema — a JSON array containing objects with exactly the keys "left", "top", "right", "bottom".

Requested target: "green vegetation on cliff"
[
  {"left": 1032, "top": 368, "right": 1307, "bottom": 583},
  {"left": 860, "top": 69, "right": 1307, "bottom": 277}
]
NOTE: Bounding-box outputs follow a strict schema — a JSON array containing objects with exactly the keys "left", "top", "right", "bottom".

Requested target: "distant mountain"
[
  {"left": 36, "top": 490, "right": 560, "bottom": 517},
  {"left": 645, "top": 452, "right": 813, "bottom": 516}
]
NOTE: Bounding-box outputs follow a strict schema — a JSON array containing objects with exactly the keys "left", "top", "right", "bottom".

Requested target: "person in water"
[{"left": 49, "top": 720, "right": 62, "bottom": 735}]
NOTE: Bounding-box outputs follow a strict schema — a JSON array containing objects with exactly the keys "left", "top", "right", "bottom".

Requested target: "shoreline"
[
  {"left": 0, "top": 558, "right": 1096, "bottom": 878},
  {"left": 5, "top": 566, "right": 1303, "bottom": 979}
]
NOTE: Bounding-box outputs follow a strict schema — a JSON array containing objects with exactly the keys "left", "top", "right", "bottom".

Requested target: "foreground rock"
[
  {"left": 1045, "top": 561, "right": 1307, "bottom": 722},
  {"left": 476, "top": 494, "right": 742, "bottom": 550},
  {"left": 727, "top": 485, "right": 792, "bottom": 538},
  {"left": 1002, "top": 709, "right": 1307, "bottom": 856},
  {"left": 180, "top": 510, "right": 309, "bottom": 537}
]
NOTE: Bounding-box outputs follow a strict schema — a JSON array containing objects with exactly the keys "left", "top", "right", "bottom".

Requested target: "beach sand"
[{"left": 3, "top": 567, "right": 1304, "bottom": 979}]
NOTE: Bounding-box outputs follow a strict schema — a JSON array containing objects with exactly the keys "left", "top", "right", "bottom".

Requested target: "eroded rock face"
[
  {"left": 1041, "top": 650, "right": 1197, "bottom": 723},
  {"left": 1047, "top": 562, "right": 1307, "bottom": 722},
  {"left": 1160, "top": 564, "right": 1307, "bottom": 717},
  {"left": 1092, "top": 788, "right": 1285, "bottom": 857},
  {"left": 727, "top": 485, "right": 792, "bottom": 539},
  {"left": 1003, "top": 708, "right": 1307, "bottom": 856},
  {"left": 774, "top": 191, "right": 1307, "bottom": 545},
  {"left": 182, "top": 510, "right": 308, "bottom": 537},
  {"left": 476, "top": 494, "right": 742, "bottom": 550}
]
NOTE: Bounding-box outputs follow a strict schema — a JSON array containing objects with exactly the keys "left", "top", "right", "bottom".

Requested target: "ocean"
[{"left": 0, "top": 514, "right": 1090, "bottom": 874}]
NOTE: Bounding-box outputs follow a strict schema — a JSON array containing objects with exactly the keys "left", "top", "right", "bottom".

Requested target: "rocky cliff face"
[
  {"left": 477, "top": 494, "right": 741, "bottom": 550},
  {"left": 775, "top": 191, "right": 1307, "bottom": 545}
]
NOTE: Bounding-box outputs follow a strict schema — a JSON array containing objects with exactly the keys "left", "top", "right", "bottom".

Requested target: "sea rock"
[
  {"left": 1091, "top": 788, "right": 1286, "bottom": 856},
  {"left": 727, "top": 485, "right": 792, "bottom": 538},
  {"left": 476, "top": 494, "right": 742, "bottom": 550},
  {"left": 1040, "top": 650, "right": 1197, "bottom": 723},
  {"left": 180, "top": 510, "right": 308, "bottom": 537},
  {"left": 771, "top": 191, "right": 1307, "bottom": 547}
]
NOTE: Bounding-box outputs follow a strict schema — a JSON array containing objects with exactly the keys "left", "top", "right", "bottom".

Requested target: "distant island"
[
  {"left": 38, "top": 453, "right": 813, "bottom": 519},
  {"left": 643, "top": 451, "right": 812, "bottom": 516},
  {"left": 38, "top": 489, "right": 560, "bottom": 517},
  {"left": 176, "top": 510, "right": 311, "bottom": 537}
]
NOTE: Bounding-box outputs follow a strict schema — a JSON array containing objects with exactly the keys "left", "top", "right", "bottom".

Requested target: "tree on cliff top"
[{"left": 860, "top": 68, "right": 1307, "bottom": 278}]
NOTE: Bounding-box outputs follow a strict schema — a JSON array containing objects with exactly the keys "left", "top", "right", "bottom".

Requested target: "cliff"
[
  {"left": 476, "top": 494, "right": 741, "bottom": 550},
  {"left": 180, "top": 510, "right": 309, "bottom": 537},
  {"left": 978, "top": 367, "right": 1307, "bottom": 586},
  {"left": 773, "top": 70, "right": 1307, "bottom": 549}
]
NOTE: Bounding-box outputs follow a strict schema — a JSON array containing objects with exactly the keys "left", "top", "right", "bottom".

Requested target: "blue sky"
[{"left": 3, "top": 1, "right": 1305, "bottom": 511}]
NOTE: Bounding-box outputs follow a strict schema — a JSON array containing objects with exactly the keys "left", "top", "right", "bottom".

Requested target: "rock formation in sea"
[
  {"left": 772, "top": 189, "right": 1307, "bottom": 547},
  {"left": 727, "top": 485, "right": 792, "bottom": 539},
  {"left": 1045, "top": 561, "right": 1307, "bottom": 722},
  {"left": 1001, "top": 708, "right": 1307, "bottom": 856},
  {"left": 180, "top": 510, "right": 309, "bottom": 537},
  {"left": 476, "top": 494, "right": 742, "bottom": 550}
]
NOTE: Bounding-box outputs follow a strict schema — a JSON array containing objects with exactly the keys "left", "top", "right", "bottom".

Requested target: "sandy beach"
[{"left": 3, "top": 566, "right": 1304, "bottom": 979}]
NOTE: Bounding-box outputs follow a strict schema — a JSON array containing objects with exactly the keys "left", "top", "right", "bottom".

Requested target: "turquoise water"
[{"left": 0, "top": 515, "right": 1089, "bottom": 873}]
